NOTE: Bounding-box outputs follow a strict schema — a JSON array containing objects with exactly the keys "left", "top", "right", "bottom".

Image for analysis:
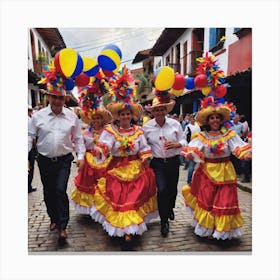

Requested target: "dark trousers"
[
  {"left": 37, "top": 153, "right": 74, "bottom": 230},
  {"left": 28, "top": 147, "right": 36, "bottom": 191},
  {"left": 150, "top": 155, "right": 180, "bottom": 224},
  {"left": 230, "top": 154, "right": 242, "bottom": 175},
  {"left": 241, "top": 159, "right": 252, "bottom": 181}
]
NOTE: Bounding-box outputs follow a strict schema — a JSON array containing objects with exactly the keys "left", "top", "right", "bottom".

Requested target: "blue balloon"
[
  {"left": 216, "top": 97, "right": 225, "bottom": 104},
  {"left": 70, "top": 54, "right": 84, "bottom": 79},
  {"left": 185, "top": 77, "right": 195, "bottom": 90},
  {"left": 103, "top": 44, "right": 122, "bottom": 59},
  {"left": 64, "top": 78, "right": 75, "bottom": 90}
]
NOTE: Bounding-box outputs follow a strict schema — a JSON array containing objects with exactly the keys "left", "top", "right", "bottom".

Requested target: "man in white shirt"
[
  {"left": 28, "top": 88, "right": 85, "bottom": 245},
  {"left": 143, "top": 94, "right": 187, "bottom": 237}
]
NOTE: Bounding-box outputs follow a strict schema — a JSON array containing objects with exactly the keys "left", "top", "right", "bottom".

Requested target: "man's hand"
[
  {"left": 76, "top": 160, "right": 85, "bottom": 171},
  {"left": 164, "top": 141, "right": 181, "bottom": 150},
  {"left": 243, "top": 152, "right": 252, "bottom": 161}
]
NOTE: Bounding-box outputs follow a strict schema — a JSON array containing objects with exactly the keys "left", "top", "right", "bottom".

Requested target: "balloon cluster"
[
  {"left": 191, "top": 52, "right": 228, "bottom": 98},
  {"left": 153, "top": 52, "right": 228, "bottom": 99},
  {"left": 153, "top": 66, "right": 186, "bottom": 97},
  {"left": 49, "top": 45, "right": 122, "bottom": 91}
]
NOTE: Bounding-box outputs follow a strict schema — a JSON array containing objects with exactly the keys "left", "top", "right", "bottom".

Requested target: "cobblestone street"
[{"left": 28, "top": 160, "right": 252, "bottom": 253}]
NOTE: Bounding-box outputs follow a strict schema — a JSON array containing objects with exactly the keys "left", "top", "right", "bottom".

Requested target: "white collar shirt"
[
  {"left": 28, "top": 105, "right": 85, "bottom": 160},
  {"left": 143, "top": 117, "right": 187, "bottom": 159}
]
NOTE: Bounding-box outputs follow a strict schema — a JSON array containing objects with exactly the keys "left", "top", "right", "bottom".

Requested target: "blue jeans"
[{"left": 187, "top": 160, "right": 195, "bottom": 184}]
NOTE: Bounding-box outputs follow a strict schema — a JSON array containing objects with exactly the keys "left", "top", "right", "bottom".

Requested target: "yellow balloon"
[
  {"left": 82, "top": 57, "right": 98, "bottom": 72},
  {"left": 201, "top": 86, "right": 212, "bottom": 96},
  {"left": 59, "top": 48, "right": 79, "bottom": 78},
  {"left": 155, "top": 66, "right": 175, "bottom": 91},
  {"left": 169, "top": 88, "right": 184, "bottom": 97}
]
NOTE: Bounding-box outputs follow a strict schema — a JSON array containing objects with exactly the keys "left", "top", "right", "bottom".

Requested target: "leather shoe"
[
  {"left": 58, "top": 229, "right": 67, "bottom": 245},
  {"left": 169, "top": 210, "right": 175, "bottom": 221},
  {"left": 50, "top": 223, "right": 57, "bottom": 231},
  {"left": 161, "top": 222, "right": 169, "bottom": 237},
  {"left": 124, "top": 234, "right": 132, "bottom": 242}
]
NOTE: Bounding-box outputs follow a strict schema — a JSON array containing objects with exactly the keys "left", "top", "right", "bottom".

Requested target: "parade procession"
[{"left": 27, "top": 28, "right": 253, "bottom": 252}]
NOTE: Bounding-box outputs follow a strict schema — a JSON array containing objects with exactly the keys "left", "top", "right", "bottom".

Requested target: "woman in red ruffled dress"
[
  {"left": 71, "top": 80, "right": 113, "bottom": 215},
  {"left": 91, "top": 66, "right": 158, "bottom": 243},
  {"left": 181, "top": 97, "right": 252, "bottom": 240}
]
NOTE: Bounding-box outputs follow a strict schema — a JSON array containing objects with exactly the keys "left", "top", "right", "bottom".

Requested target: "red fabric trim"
[
  {"left": 98, "top": 167, "right": 157, "bottom": 212},
  {"left": 190, "top": 165, "right": 240, "bottom": 216},
  {"left": 204, "top": 157, "right": 230, "bottom": 163}
]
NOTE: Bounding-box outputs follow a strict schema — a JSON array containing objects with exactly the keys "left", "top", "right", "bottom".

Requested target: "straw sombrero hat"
[
  {"left": 107, "top": 101, "right": 142, "bottom": 120},
  {"left": 195, "top": 96, "right": 231, "bottom": 126},
  {"left": 79, "top": 107, "right": 112, "bottom": 125},
  {"left": 145, "top": 90, "right": 175, "bottom": 113}
]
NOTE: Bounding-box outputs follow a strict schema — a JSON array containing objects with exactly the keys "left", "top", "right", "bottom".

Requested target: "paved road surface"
[{"left": 28, "top": 160, "right": 252, "bottom": 253}]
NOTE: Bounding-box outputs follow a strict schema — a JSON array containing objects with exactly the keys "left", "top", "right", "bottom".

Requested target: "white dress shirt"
[
  {"left": 143, "top": 117, "right": 187, "bottom": 158},
  {"left": 28, "top": 105, "right": 85, "bottom": 160}
]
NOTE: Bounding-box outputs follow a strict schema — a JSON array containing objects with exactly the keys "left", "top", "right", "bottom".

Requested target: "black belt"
[
  {"left": 153, "top": 155, "right": 178, "bottom": 163},
  {"left": 38, "top": 153, "right": 72, "bottom": 162}
]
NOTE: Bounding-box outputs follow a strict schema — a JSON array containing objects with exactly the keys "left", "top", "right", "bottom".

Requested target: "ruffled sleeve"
[
  {"left": 228, "top": 134, "right": 252, "bottom": 160},
  {"left": 181, "top": 136, "right": 204, "bottom": 163},
  {"left": 83, "top": 132, "right": 94, "bottom": 150},
  {"left": 94, "top": 129, "right": 112, "bottom": 163}
]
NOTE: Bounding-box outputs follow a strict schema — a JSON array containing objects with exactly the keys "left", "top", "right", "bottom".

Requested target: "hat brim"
[
  {"left": 47, "top": 89, "right": 67, "bottom": 96},
  {"left": 145, "top": 100, "right": 175, "bottom": 114},
  {"left": 80, "top": 109, "right": 113, "bottom": 125},
  {"left": 107, "top": 101, "right": 143, "bottom": 120},
  {"left": 196, "top": 106, "right": 231, "bottom": 126}
]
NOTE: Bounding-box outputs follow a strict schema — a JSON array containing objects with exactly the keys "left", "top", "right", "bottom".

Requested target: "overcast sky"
[{"left": 59, "top": 28, "right": 164, "bottom": 70}]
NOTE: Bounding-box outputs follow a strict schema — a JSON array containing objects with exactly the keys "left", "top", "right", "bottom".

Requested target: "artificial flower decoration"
[
  {"left": 38, "top": 60, "right": 66, "bottom": 95},
  {"left": 208, "top": 141, "right": 225, "bottom": 155},
  {"left": 195, "top": 52, "right": 227, "bottom": 95},
  {"left": 109, "top": 65, "right": 135, "bottom": 102},
  {"left": 118, "top": 135, "right": 136, "bottom": 156}
]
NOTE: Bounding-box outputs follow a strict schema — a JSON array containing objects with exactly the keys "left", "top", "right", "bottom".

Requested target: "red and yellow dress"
[
  {"left": 181, "top": 129, "right": 251, "bottom": 240},
  {"left": 91, "top": 124, "right": 158, "bottom": 237},
  {"left": 71, "top": 128, "right": 112, "bottom": 214}
]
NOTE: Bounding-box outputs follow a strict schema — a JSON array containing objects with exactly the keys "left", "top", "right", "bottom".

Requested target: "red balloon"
[
  {"left": 75, "top": 72, "right": 90, "bottom": 87},
  {"left": 102, "top": 69, "right": 115, "bottom": 78},
  {"left": 214, "top": 85, "right": 227, "bottom": 98},
  {"left": 194, "top": 74, "right": 208, "bottom": 89},
  {"left": 172, "top": 74, "right": 186, "bottom": 90},
  {"left": 54, "top": 52, "right": 64, "bottom": 77}
]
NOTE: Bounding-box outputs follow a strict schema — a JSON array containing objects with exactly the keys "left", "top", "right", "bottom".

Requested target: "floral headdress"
[
  {"left": 78, "top": 75, "right": 112, "bottom": 125},
  {"left": 38, "top": 60, "right": 67, "bottom": 96},
  {"left": 145, "top": 89, "right": 175, "bottom": 113},
  {"left": 195, "top": 52, "right": 236, "bottom": 128},
  {"left": 106, "top": 65, "right": 142, "bottom": 119}
]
